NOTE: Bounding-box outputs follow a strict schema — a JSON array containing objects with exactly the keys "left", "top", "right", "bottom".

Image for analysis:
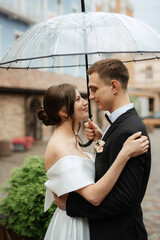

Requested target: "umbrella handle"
[{"left": 79, "top": 140, "right": 93, "bottom": 147}]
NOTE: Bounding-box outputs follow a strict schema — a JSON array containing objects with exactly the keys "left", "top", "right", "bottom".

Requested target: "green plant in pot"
[{"left": 0, "top": 156, "right": 57, "bottom": 240}]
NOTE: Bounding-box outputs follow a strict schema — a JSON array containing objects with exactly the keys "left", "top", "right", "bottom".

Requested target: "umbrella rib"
[
  {"left": 112, "top": 14, "right": 142, "bottom": 54},
  {"left": 73, "top": 14, "right": 81, "bottom": 67},
  {"left": 26, "top": 23, "right": 50, "bottom": 68},
  {"left": 102, "top": 15, "right": 117, "bottom": 58},
  {"left": 0, "top": 25, "right": 37, "bottom": 65},
  {"left": 51, "top": 56, "right": 56, "bottom": 69},
  {"left": 152, "top": 52, "right": 160, "bottom": 59},
  {"left": 91, "top": 13, "right": 114, "bottom": 56},
  {"left": 26, "top": 58, "right": 32, "bottom": 69},
  {"left": 1, "top": 56, "right": 159, "bottom": 69},
  {"left": 129, "top": 52, "right": 136, "bottom": 62},
  {"left": 24, "top": 31, "right": 43, "bottom": 68},
  {"left": 142, "top": 23, "right": 160, "bottom": 45},
  {"left": 51, "top": 17, "right": 66, "bottom": 68},
  {"left": 16, "top": 24, "right": 42, "bottom": 63},
  {"left": 123, "top": 57, "right": 160, "bottom": 63},
  {"left": 91, "top": 14, "right": 105, "bottom": 55},
  {"left": 1, "top": 50, "right": 160, "bottom": 66}
]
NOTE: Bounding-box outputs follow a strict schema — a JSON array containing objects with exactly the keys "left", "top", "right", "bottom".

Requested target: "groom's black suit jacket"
[{"left": 66, "top": 108, "right": 151, "bottom": 240}]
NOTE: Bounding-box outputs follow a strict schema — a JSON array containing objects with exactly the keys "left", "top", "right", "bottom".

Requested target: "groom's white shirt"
[{"left": 102, "top": 103, "right": 134, "bottom": 139}]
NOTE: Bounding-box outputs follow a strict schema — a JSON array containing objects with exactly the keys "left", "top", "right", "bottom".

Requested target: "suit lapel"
[{"left": 102, "top": 108, "right": 137, "bottom": 141}]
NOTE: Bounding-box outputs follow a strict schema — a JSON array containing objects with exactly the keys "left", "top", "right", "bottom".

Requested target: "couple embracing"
[{"left": 37, "top": 58, "right": 151, "bottom": 240}]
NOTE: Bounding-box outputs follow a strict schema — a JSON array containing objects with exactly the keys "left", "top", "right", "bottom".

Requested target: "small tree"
[{"left": 0, "top": 156, "right": 56, "bottom": 240}]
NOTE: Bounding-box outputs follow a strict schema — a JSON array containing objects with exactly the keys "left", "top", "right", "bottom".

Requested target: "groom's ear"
[{"left": 110, "top": 80, "right": 119, "bottom": 94}]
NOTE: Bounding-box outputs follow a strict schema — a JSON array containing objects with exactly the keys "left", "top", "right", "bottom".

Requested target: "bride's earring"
[{"left": 62, "top": 114, "right": 68, "bottom": 121}]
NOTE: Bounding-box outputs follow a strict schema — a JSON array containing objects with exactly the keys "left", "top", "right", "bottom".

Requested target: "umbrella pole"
[
  {"left": 85, "top": 55, "right": 92, "bottom": 120},
  {"left": 81, "top": 0, "right": 85, "bottom": 12},
  {"left": 81, "top": 0, "right": 92, "bottom": 120},
  {"left": 79, "top": 0, "right": 93, "bottom": 147}
]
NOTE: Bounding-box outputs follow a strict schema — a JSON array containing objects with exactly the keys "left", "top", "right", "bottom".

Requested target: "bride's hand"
[
  {"left": 53, "top": 193, "right": 68, "bottom": 211},
  {"left": 122, "top": 132, "right": 149, "bottom": 158}
]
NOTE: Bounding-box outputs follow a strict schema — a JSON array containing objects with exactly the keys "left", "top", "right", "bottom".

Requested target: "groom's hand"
[
  {"left": 84, "top": 119, "right": 103, "bottom": 141},
  {"left": 53, "top": 193, "right": 68, "bottom": 211}
]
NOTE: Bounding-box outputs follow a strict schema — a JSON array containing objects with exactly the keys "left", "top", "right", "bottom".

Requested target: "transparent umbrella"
[
  {"left": 1, "top": 12, "right": 160, "bottom": 69},
  {"left": 1, "top": 3, "right": 160, "bottom": 146}
]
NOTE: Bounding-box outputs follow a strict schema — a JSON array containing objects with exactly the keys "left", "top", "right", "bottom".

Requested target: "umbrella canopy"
[{"left": 1, "top": 12, "right": 160, "bottom": 69}]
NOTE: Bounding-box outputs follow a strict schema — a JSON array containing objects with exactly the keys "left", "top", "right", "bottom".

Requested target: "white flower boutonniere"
[{"left": 94, "top": 140, "right": 105, "bottom": 154}]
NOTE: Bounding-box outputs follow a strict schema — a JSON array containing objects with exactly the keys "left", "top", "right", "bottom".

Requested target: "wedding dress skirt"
[
  {"left": 44, "top": 154, "right": 95, "bottom": 240},
  {"left": 44, "top": 208, "right": 89, "bottom": 240}
]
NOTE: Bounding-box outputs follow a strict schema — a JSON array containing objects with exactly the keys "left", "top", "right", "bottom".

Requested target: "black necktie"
[{"left": 105, "top": 113, "right": 112, "bottom": 125}]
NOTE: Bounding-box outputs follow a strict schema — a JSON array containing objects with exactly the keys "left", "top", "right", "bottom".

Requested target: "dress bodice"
[{"left": 44, "top": 153, "right": 95, "bottom": 212}]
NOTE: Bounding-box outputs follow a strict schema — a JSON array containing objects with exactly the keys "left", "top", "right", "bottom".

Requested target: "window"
[
  {"left": 149, "top": 98, "right": 154, "bottom": 112},
  {"left": 146, "top": 67, "right": 152, "bottom": 83}
]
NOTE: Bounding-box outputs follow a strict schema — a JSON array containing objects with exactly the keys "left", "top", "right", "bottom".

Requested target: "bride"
[{"left": 37, "top": 83, "right": 149, "bottom": 240}]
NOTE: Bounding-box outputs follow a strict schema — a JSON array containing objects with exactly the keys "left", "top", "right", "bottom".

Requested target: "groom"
[{"left": 54, "top": 58, "right": 151, "bottom": 240}]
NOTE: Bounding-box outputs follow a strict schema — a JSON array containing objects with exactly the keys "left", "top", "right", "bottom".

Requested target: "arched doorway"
[{"left": 29, "top": 98, "right": 42, "bottom": 140}]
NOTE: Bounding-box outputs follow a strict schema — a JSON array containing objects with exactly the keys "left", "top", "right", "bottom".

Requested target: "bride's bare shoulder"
[{"left": 44, "top": 139, "right": 70, "bottom": 171}]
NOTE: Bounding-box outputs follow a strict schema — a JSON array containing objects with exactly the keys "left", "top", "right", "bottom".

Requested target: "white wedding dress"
[{"left": 44, "top": 153, "right": 95, "bottom": 240}]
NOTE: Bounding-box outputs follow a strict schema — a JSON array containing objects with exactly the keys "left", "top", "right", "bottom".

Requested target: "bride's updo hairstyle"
[{"left": 37, "top": 84, "right": 76, "bottom": 126}]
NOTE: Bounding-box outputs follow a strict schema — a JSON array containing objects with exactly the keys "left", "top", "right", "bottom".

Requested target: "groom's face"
[{"left": 88, "top": 72, "right": 114, "bottom": 112}]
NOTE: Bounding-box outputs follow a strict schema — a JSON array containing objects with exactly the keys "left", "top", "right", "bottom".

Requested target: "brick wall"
[
  {"left": 0, "top": 94, "right": 25, "bottom": 141},
  {"left": 0, "top": 93, "right": 105, "bottom": 143}
]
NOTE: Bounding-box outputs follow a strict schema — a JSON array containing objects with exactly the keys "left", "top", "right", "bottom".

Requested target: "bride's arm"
[{"left": 76, "top": 132, "right": 149, "bottom": 206}]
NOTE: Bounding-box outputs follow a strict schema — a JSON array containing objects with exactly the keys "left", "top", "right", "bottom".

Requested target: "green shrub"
[{"left": 0, "top": 156, "right": 57, "bottom": 240}]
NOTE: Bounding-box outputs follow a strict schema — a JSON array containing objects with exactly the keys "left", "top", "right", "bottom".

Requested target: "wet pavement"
[
  {"left": 142, "top": 129, "right": 160, "bottom": 240},
  {"left": 0, "top": 129, "right": 160, "bottom": 239}
]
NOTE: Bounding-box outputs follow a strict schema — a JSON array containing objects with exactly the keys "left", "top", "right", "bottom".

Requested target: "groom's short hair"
[{"left": 87, "top": 58, "right": 129, "bottom": 89}]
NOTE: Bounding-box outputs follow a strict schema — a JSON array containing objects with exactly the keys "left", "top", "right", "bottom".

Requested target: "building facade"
[
  {"left": 0, "top": 68, "right": 87, "bottom": 143},
  {"left": 129, "top": 60, "right": 160, "bottom": 117},
  {"left": 0, "top": 0, "right": 91, "bottom": 146},
  {"left": 1, "top": 0, "right": 145, "bottom": 151}
]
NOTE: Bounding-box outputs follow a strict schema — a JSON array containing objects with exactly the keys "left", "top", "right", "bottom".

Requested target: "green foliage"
[{"left": 0, "top": 156, "right": 57, "bottom": 240}]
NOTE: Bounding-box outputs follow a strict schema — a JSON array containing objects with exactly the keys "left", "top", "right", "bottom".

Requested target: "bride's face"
[{"left": 74, "top": 89, "right": 88, "bottom": 122}]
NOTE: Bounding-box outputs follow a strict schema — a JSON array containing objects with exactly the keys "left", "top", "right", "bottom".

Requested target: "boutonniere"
[{"left": 94, "top": 140, "right": 105, "bottom": 154}]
